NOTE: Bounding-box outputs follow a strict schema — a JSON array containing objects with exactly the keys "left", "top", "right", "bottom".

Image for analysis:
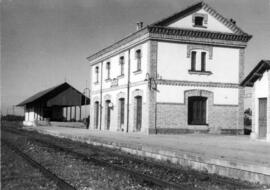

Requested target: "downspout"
[
  {"left": 126, "top": 49, "right": 131, "bottom": 133},
  {"left": 99, "top": 61, "right": 103, "bottom": 130}
]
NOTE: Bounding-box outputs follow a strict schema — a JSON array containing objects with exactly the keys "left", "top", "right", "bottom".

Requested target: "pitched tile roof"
[
  {"left": 17, "top": 82, "right": 90, "bottom": 106},
  {"left": 241, "top": 60, "right": 270, "bottom": 87}
]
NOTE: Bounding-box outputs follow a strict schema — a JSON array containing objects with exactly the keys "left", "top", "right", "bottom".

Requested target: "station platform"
[{"left": 24, "top": 126, "right": 270, "bottom": 184}]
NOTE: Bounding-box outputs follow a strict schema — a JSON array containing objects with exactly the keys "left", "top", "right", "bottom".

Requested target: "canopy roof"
[
  {"left": 241, "top": 60, "right": 270, "bottom": 87},
  {"left": 17, "top": 82, "right": 90, "bottom": 107}
]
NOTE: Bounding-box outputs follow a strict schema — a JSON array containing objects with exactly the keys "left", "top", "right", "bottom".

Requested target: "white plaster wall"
[
  {"left": 25, "top": 112, "right": 29, "bottom": 121},
  {"left": 28, "top": 111, "right": 35, "bottom": 121},
  {"left": 130, "top": 42, "right": 148, "bottom": 83},
  {"left": 254, "top": 71, "right": 269, "bottom": 98},
  {"left": 157, "top": 42, "right": 239, "bottom": 83},
  {"left": 94, "top": 42, "right": 148, "bottom": 91},
  {"left": 157, "top": 85, "right": 239, "bottom": 105},
  {"left": 90, "top": 84, "right": 148, "bottom": 132},
  {"left": 168, "top": 9, "right": 233, "bottom": 33}
]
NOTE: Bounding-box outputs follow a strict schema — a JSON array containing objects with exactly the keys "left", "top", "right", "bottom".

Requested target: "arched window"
[
  {"left": 119, "top": 98, "right": 125, "bottom": 129},
  {"left": 94, "top": 101, "right": 99, "bottom": 129},
  {"left": 188, "top": 96, "right": 207, "bottom": 125},
  {"left": 134, "top": 96, "right": 142, "bottom": 131},
  {"left": 105, "top": 100, "right": 111, "bottom": 130}
]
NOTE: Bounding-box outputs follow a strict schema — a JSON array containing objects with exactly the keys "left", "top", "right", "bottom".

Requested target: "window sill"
[
  {"left": 105, "top": 78, "right": 111, "bottom": 82},
  {"left": 133, "top": 70, "right": 142, "bottom": 75},
  {"left": 193, "top": 24, "right": 207, "bottom": 28},
  {"left": 188, "top": 70, "right": 212, "bottom": 75},
  {"left": 188, "top": 123, "right": 209, "bottom": 126},
  {"left": 117, "top": 74, "right": 125, "bottom": 79}
]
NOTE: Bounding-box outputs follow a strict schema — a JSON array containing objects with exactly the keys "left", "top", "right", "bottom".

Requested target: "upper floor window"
[
  {"left": 192, "top": 13, "right": 208, "bottom": 28},
  {"left": 119, "top": 56, "right": 124, "bottom": 76},
  {"left": 135, "top": 49, "right": 142, "bottom": 71},
  {"left": 106, "top": 62, "right": 111, "bottom": 80},
  {"left": 191, "top": 51, "right": 196, "bottom": 71},
  {"left": 201, "top": 52, "right": 206, "bottom": 72},
  {"left": 194, "top": 16, "right": 204, "bottom": 26},
  {"left": 95, "top": 66, "right": 99, "bottom": 83},
  {"left": 190, "top": 50, "right": 210, "bottom": 74}
]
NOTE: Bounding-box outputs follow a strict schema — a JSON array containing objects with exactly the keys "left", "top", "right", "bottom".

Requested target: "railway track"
[
  {"left": 2, "top": 139, "right": 76, "bottom": 190},
  {"left": 2, "top": 127, "right": 260, "bottom": 190}
]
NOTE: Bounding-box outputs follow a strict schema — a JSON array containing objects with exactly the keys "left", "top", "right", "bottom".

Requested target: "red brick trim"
[
  {"left": 157, "top": 79, "right": 239, "bottom": 88},
  {"left": 187, "top": 44, "right": 213, "bottom": 59}
]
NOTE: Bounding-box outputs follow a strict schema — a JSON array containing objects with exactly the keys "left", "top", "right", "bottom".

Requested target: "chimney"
[
  {"left": 136, "top": 22, "right": 143, "bottom": 31},
  {"left": 229, "top": 18, "right": 236, "bottom": 25}
]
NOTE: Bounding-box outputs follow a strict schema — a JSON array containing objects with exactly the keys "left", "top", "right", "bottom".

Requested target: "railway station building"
[
  {"left": 17, "top": 82, "right": 90, "bottom": 126},
  {"left": 87, "top": 2, "right": 252, "bottom": 134},
  {"left": 241, "top": 60, "right": 270, "bottom": 141}
]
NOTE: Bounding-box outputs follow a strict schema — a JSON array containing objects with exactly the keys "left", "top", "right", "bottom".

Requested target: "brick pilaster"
[
  {"left": 238, "top": 48, "right": 245, "bottom": 134},
  {"left": 147, "top": 40, "right": 158, "bottom": 134}
]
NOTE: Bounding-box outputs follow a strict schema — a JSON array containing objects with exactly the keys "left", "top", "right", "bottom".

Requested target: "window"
[
  {"left": 188, "top": 97, "right": 207, "bottom": 125},
  {"left": 201, "top": 52, "right": 206, "bottom": 72},
  {"left": 94, "top": 101, "right": 99, "bottom": 129},
  {"left": 119, "top": 98, "right": 125, "bottom": 129},
  {"left": 119, "top": 56, "right": 124, "bottom": 76},
  {"left": 135, "top": 96, "right": 142, "bottom": 131},
  {"left": 189, "top": 50, "right": 210, "bottom": 74},
  {"left": 105, "top": 100, "right": 111, "bottom": 130},
  {"left": 135, "top": 49, "right": 142, "bottom": 71},
  {"left": 194, "top": 16, "right": 204, "bottom": 26},
  {"left": 106, "top": 62, "right": 111, "bottom": 79},
  {"left": 95, "top": 66, "right": 99, "bottom": 83},
  {"left": 191, "top": 51, "right": 196, "bottom": 71}
]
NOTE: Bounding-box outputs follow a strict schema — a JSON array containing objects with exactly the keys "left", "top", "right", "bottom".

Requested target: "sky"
[{"left": 1, "top": 0, "right": 270, "bottom": 115}]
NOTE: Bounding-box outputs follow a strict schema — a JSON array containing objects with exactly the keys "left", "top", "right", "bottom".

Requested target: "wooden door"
[
  {"left": 188, "top": 97, "right": 207, "bottom": 125},
  {"left": 94, "top": 101, "right": 99, "bottom": 129},
  {"left": 105, "top": 100, "right": 111, "bottom": 130},
  {"left": 135, "top": 96, "right": 142, "bottom": 131},
  {"left": 258, "top": 98, "right": 267, "bottom": 138}
]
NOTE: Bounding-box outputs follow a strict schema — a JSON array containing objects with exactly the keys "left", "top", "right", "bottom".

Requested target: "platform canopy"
[
  {"left": 17, "top": 82, "right": 90, "bottom": 107},
  {"left": 241, "top": 60, "right": 270, "bottom": 87}
]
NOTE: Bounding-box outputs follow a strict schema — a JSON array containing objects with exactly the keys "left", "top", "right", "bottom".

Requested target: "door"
[
  {"left": 188, "top": 96, "right": 207, "bottom": 125},
  {"left": 94, "top": 101, "right": 99, "bottom": 129},
  {"left": 258, "top": 98, "right": 267, "bottom": 138},
  {"left": 105, "top": 100, "right": 111, "bottom": 130},
  {"left": 119, "top": 98, "right": 125, "bottom": 130},
  {"left": 135, "top": 96, "right": 142, "bottom": 131}
]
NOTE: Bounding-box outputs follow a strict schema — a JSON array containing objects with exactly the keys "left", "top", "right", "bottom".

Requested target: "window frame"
[
  {"left": 95, "top": 66, "right": 99, "bottom": 83},
  {"left": 106, "top": 62, "right": 111, "bottom": 80},
  {"left": 188, "top": 96, "right": 207, "bottom": 125},
  {"left": 194, "top": 16, "right": 204, "bottom": 26},
  {"left": 135, "top": 49, "right": 142, "bottom": 72},
  {"left": 119, "top": 56, "right": 125, "bottom": 76}
]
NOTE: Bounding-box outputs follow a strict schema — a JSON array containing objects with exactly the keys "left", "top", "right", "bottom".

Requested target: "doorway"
[
  {"left": 258, "top": 98, "right": 267, "bottom": 138},
  {"left": 135, "top": 96, "right": 142, "bottom": 131},
  {"left": 105, "top": 100, "right": 111, "bottom": 130}
]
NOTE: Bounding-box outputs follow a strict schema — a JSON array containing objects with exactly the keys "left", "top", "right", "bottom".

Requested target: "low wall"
[{"left": 32, "top": 128, "right": 270, "bottom": 185}]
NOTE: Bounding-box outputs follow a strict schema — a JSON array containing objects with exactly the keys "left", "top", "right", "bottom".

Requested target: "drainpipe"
[
  {"left": 126, "top": 49, "right": 131, "bottom": 133},
  {"left": 99, "top": 61, "right": 103, "bottom": 130}
]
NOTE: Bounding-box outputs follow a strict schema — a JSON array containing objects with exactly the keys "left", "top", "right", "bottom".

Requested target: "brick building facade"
[{"left": 87, "top": 2, "right": 251, "bottom": 134}]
